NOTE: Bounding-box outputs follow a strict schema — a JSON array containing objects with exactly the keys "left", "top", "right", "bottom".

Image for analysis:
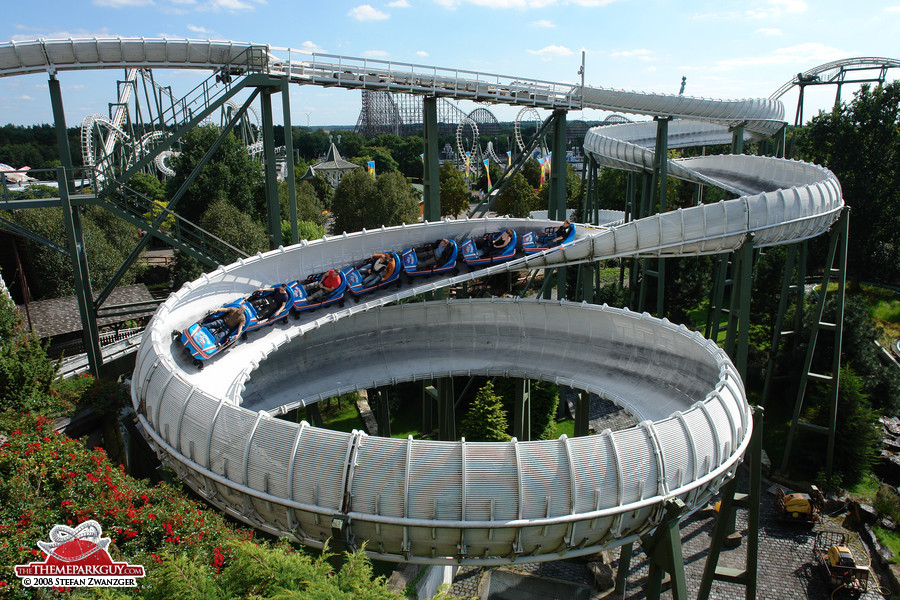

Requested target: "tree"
[
  {"left": 462, "top": 381, "right": 511, "bottom": 442},
  {"left": 798, "top": 82, "right": 900, "bottom": 287},
  {"left": 0, "top": 287, "right": 58, "bottom": 413},
  {"left": 539, "top": 164, "right": 582, "bottom": 209},
  {"left": 521, "top": 158, "right": 543, "bottom": 189},
  {"left": 331, "top": 170, "right": 419, "bottom": 234},
  {"left": 282, "top": 220, "right": 326, "bottom": 246},
  {"left": 439, "top": 162, "right": 470, "bottom": 218},
  {"left": 279, "top": 180, "right": 326, "bottom": 226},
  {"left": 167, "top": 124, "right": 265, "bottom": 225},
  {"left": 493, "top": 172, "right": 538, "bottom": 218},
  {"left": 198, "top": 199, "right": 268, "bottom": 256}
]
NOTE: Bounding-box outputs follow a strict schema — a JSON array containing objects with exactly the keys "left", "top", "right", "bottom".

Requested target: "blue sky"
[{"left": 1, "top": 0, "right": 899, "bottom": 129}]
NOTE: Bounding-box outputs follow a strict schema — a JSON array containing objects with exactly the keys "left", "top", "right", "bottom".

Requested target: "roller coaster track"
[{"left": 1, "top": 37, "right": 844, "bottom": 566}]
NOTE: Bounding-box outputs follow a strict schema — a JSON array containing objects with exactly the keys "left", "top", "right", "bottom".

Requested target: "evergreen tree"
[
  {"left": 438, "top": 161, "right": 470, "bottom": 218},
  {"left": 462, "top": 381, "right": 511, "bottom": 442},
  {"left": 493, "top": 172, "right": 538, "bottom": 218}
]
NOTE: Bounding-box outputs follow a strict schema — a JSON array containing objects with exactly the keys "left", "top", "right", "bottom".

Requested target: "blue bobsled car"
[
  {"left": 460, "top": 229, "right": 518, "bottom": 267},
  {"left": 401, "top": 239, "right": 459, "bottom": 278},
  {"left": 521, "top": 222, "right": 576, "bottom": 255},
  {"left": 174, "top": 284, "right": 295, "bottom": 368},
  {"left": 290, "top": 270, "right": 347, "bottom": 315},
  {"left": 342, "top": 251, "right": 402, "bottom": 300}
]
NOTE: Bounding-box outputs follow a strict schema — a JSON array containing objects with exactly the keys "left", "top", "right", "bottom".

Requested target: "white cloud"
[
  {"left": 755, "top": 27, "right": 782, "bottom": 36},
  {"left": 610, "top": 49, "right": 652, "bottom": 61},
  {"left": 301, "top": 41, "right": 324, "bottom": 52},
  {"left": 16, "top": 95, "right": 35, "bottom": 101},
  {"left": 388, "top": 0, "right": 410, "bottom": 6},
  {"left": 348, "top": 4, "right": 390, "bottom": 20},
  {"left": 187, "top": 24, "right": 214, "bottom": 35},
  {"left": 532, "top": 19, "right": 555, "bottom": 27},
  {"left": 886, "top": 5, "right": 900, "bottom": 11},
  {"left": 769, "top": 0, "right": 806, "bottom": 13},
  {"left": 92, "top": 0, "right": 153, "bottom": 6},
  {"left": 708, "top": 42, "right": 843, "bottom": 72},
  {"left": 436, "top": 0, "right": 555, "bottom": 8},
  {"left": 416, "top": 50, "right": 429, "bottom": 57},
  {"left": 363, "top": 49, "right": 390, "bottom": 57},
  {"left": 526, "top": 45, "right": 573, "bottom": 58}
]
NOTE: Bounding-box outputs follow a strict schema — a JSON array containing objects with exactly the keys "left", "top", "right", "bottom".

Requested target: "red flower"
[{"left": 60, "top": 500, "right": 72, "bottom": 508}]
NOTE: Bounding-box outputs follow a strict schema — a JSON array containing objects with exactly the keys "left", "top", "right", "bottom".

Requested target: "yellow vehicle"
[
  {"left": 775, "top": 485, "right": 824, "bottom": 522},
  {"left": 814, "top": 530, "right": 870, "bottom": 593}
]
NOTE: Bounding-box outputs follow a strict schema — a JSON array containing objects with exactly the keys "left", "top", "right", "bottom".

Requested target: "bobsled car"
[
  {"left": 521, "top": 223, "right": 576, "bottom": 254},
  {"left": 290, "top": 270, "right": 347, "bottom": 314},
  {"left": 342, "top": 251, "right": 402, "bottom": 300},
  {"left": 401, "top": 239, "right": 459, "bottom": 278},
  {"left": 460, "top": 229, "right": 518, "bottom": 267},
  {"left": 175, "top": 300, "right": 251, "bottom": 366},
  {"left": 174, "top": 283, "right": 295, "bottom": 368}
]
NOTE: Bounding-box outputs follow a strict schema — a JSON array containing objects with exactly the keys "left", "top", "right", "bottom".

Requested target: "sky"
[{"left": 1, "top": 0, "right": 899, "bottom": 131}]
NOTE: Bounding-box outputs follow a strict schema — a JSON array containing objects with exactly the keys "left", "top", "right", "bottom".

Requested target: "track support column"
[
  {"left": 281, "top": 77, "right": 299, "bottom": 245},
  {"left": 59, "top": 167, "right": 102, "bottom": 377},
  {"left": 260, "top": 87, "right": 281, "bottom": 250},
  {"left": 697, "top": 407, "right": 762, "bottom": 600},
  {"left": 642, "top": 498, "right": 688, "bottom": 600},
  {"left": 574, "top": 391, "right": 589, "bottom": 437},
  {"left": 512, "top": 379, "right": 531, "bottom": 441},
  {"left": 422, "top": 97, "right": 441, "bottom": 222}
]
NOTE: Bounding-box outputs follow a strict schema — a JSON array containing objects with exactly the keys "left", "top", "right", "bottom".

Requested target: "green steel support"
[
  {"left": 574, "top": 391, "right": 589, "bottom": 437},
  {"left": 774, "top": 123, "right": 787, "bottom": 159},
  {"left": 638, "top": 118, "right": 669, "bottom": 317},
  {"left": 438, "top": 378, "right": 456, "bottom": 441},
  {"left": 642, "top": 499, "right": 688, "bottom": 600},
  {"left": 376, "top": 390, "right": 392, "bottom": 438},
  {"left": 780, "top": 208, "right": 848, "bottom": 476},
  {"left": 730, "top": 122, "right": 746, "bottom": 155},
  {"left": 697, "top": 407, "right": 762, "bottom": 600},
  {"left": 512, "top": 379, "right": 531, "bottom": 441},
  {"left": 548, "top": 110, "right": 568, "bottom": 220},
  {"left": 281, "top": 77, "right": 298, "bottom": 245},
  {"left": 48, "top": 76, "right": 75, "bottom": 191},
  {"left": 422, "top": 97, "right": 441, "bottom": 222},
  {"left": 306, "top": 403, "right": 324, "bottom": 428},
  {"left": 59, "top": 167, "right": 102, "bottom": 377},
  {"left": 261, "top": 88, "right": 281, "bottom": 250},
  {"left": 760, "top": 242, "right": 806, "bottom": 407},
  {"left": 422, "top": 381, "right": 435, "bottom": 434},
  {"left": 705, "top": 254, "right": 732, "bottom": 341},
  {"left": 614, "top": 542, "right": 633, "bottom": 596},
  {"left": 724, "top": 237, "right": 754, "bottom": 379}
]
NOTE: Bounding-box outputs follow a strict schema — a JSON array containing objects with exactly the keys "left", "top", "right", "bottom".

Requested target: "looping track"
[{"left": 1, "top": 37, "right": 844, "bottom": 564}]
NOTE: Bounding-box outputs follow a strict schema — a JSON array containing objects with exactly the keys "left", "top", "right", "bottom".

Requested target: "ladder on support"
[
  {"left": 779, "top": 208, "right": 849, "bottom": 477},
  {"left": 760, "top": 241, "right": 807, "bottom": 407}
]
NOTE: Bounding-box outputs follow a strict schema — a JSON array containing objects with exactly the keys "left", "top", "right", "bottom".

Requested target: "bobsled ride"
[
  {"left": 522, "top": 221, "right": 576, "bottom": 254},
  {"left": 401, "top": 239, "right": 459, "bottom": 279},
  {"left": 342, "top": 251, "right": 403, "bottom": 301},
  {"left": 174, "top": 283, "right": 294, "bottom": 369},
  {"left": 460, "top": 229, "right": 518, "bottom": 267},
  {"left": 290, "top": 269, "right": 347, "bottom": 315}
]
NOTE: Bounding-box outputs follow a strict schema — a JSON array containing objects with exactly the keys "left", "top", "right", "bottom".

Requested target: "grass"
[
  {"left": 873, "top": 525, "right": 900, "bottom": 563},
  {"left": 555, "top": 418, "right": 575, "bottom": 439},
  {"left": 390, "top": 399, "right": 426, "bottom": 439},
  {"left": 859, "top": 283, "right": 900, "bottom": 344},
  {"left": 317, "top": 394, "right": 366, "bottom": 433}
]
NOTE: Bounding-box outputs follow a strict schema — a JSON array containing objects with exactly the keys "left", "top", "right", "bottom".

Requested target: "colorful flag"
[
  {"left": 420, "top": 153, "right": 424, "bottom": 162},
  {"left": 483, "top": 159, "right": 491, "bottom": 191},
  {"left": 545, "top": 152, "right": 552, "bottom": 175},
  {"left": 367, "top": 160, "right": 376, "bottom": 179},
  {"left": 538, "top": 157, "right": 546, "bottom": 185},
  {"left": 506, "top": 151, "right": 511, "bottom": 168},
  {"left": 465, "top": 152, "right": 471, "bottom": 178}
]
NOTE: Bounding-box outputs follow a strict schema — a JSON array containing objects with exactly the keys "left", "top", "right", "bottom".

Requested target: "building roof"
[
  {"left": 17, "top": 284, "right": 157, "bottom": 340},
  {"left": 311, "top": 143, "right": 360, "bottom": 172}
]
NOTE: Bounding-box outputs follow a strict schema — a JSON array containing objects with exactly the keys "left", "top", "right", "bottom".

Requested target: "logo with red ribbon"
[{"left": 15, "top": 520, "right": 145, "bottom": 588}]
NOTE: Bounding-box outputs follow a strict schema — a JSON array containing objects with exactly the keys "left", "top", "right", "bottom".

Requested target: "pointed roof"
[{"left": 311, "top": 143, "right": 359, "bottom": 172}]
